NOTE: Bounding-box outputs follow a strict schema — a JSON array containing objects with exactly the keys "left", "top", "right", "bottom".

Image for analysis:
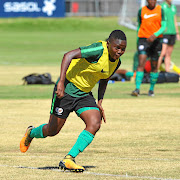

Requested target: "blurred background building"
[
  {"left": 0, "top": 0, "right": 179, "bottom": 30},
  {"left": 66, "top": 0, "right": 180, "bottom": 30},
  {"left": 65, "top": 0, "right": 180, "bottom": 16}
]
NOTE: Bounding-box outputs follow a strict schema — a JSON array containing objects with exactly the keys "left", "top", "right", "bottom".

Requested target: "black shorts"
[
  {"left": 50, "top": 84, "right": 99, "bottom": 119},
  {"left": 162, "top": 35, "right": 176, "bottom": 45},
  {"left": 138, "top": 38, "right": 162, "bottom": 61}
]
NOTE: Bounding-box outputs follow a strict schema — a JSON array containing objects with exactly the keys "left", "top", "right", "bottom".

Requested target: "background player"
[
  {"left": 157, "top": 0, "right": 180, "bottom": 72},
  {"left": 131, "top": 0, "right": 166, "bottom": 97}
]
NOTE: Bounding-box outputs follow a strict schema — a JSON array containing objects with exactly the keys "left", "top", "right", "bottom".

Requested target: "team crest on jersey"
[{"left": 55, "top": 107, "right": 63, "bottom": 115}]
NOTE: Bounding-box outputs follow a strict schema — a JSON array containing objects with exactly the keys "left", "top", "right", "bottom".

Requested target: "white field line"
[
  {"left": 0, "top": 155, "right": 179, "bottom": 162},
  {"left": 0, "top": 164, "right": 179, "bottom": 180}
]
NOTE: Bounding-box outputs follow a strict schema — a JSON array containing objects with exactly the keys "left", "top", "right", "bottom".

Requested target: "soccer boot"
[
  {"left": 20, "top": 126, "right": 35, "bottom": 153},
  {"left": 131, "top": 89, "right": 140, "bottom": 96},
  {"left": 59, "top": 155, "right": 85, "bottom": 172},
  {"left": 148, "top": 90, "right": 155, "bottom": 97}
]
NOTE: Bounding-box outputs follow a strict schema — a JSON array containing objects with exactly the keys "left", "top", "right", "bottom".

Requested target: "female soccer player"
[
  {"left": 157, "top": 0, "right": 180, "bottom": 72},
  {"left": 20, "top": 30, "right": 127, "bottom": 172}
]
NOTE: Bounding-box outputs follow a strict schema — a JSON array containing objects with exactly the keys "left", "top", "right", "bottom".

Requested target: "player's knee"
[
  {"left": 90, "top": 118, "right": 101, "bottom": 132},
  {"left": 48, "top": 130, "right": 59, "bottom": 137},
  {"left": 46, "top": 125, "right": 60, "bottom": 137}
]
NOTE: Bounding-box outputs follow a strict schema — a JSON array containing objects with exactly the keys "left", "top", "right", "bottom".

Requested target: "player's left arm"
[
  {"left": 98, "top": 59, "right": 121, "bottom": 123},
  {"left": 148, "top": 8, "right": 166, "bottom": 42},
  {"left": 154, "top": 8, "right": 166, "bottom": 37},
  {"left": 98, "top": 79, "right": 109, "bottom": 123}
]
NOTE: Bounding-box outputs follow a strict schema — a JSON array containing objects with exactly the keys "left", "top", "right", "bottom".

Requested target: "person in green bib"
[
  {"left": 157, "top": 0, "right": 180, "bottom": 72},
  {"left": 20, "top": 30, "right": 127, "bottom": 172}
]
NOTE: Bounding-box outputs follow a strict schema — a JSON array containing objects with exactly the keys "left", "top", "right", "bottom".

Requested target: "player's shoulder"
[
  {"left": 171, "top": 4, "right": 177, "bottom": 12},
  {"left": 161, "top": 2, "right": 167, "bottom": 8},
  {"left": 80, "top": 41, "right": 103, "bottom": 51},
  {"left": 156, "top": 4, "right": 162, "bottom": 9},
  {"left": 138, "top": 6, "right": 143, "bottom": 11},
  {"left": 90, "top": 41, "right": 103, "bottom": 49}
]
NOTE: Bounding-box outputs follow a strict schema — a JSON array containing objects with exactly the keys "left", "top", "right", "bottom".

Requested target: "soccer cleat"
[
  {"left": 131, "top": 89, "right": 140, "bottom": 96},
  {"left": 59, "top": 155, "right": 85, "bottom": 172},
  {"left": 148, "top": 90, "right": 155, "bottom": 97},
  {"left": 20, "top": 126, "right": 35, "bottom": 153}
]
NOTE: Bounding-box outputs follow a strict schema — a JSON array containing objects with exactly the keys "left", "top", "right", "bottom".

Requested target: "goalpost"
[{"left": 118, "top": 0, "right": 180, "bottom": 30}]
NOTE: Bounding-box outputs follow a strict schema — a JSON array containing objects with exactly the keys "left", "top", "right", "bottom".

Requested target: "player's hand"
[
  {"left": 55, "top": 80, "right": 65, "bottom": 99},
  {"left": 97, "top": 100, "right": 106, "bottom": 123},
  {"left": 177, "top": 33, "right": 180, "bottom": 41},
  {"left": 147, "top": 34, "right": 156, "bottom": 42}
]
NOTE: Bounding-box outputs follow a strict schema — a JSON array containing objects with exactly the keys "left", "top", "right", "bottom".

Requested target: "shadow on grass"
[
  {"left": 18, "top": 165, "right": 96, "bottom": 171},
  {"left": 38, "top": 166, "right": 96, "bottom": 170}
]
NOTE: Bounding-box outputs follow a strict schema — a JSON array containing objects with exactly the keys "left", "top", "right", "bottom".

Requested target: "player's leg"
[
  {"left": 67, "top": 109, "right": 101, "bottom": 157},
  {"left": 20, "top": 82, "right": 71, "bottom": 153},
  {"left": 59, "top": 94, "right": 100, "bottom": 172},
  {"left": 149, "top": 60, "right": 159, "bottom": 96},
  {"left": 148, "top": 38, "right": 162, "bottom": 96},
  {"left": 20, "top": 115, "right": 66, "bottom": 153},
  {"left": 29, "top": 115, "right": 66, "bottom": 138},
  {"left": 165, "top": 35, "right": 176, "bottom": 72},
  {"left": 164, "top": 45, "right": 174, "bottom": 72},
  {"left": 59, "top": 109, "right": 101, "bottom": 172},
  {"left": 132, "top": 54, "right": 147, "bottom": 96},
  {"left": 157, "top": 43, "right": 168, "bottom": 70},
  {"left": 132, "top": 38, "right": 148, "bottom": 96}
]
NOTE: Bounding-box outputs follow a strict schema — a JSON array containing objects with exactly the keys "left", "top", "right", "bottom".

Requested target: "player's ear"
[{"left": 107, "top": 40, "right": 110, "bottom": 47}]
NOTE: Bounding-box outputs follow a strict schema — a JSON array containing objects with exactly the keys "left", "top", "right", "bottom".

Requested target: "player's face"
[
  {"left": 166, "top": 0, "right": 172, "bottom": 5},
  {"left": 107, "top": 38, "right": 126, "bottom": 60},
  {"left": 147, "top": 0, "right": 157, "bottom": 9}
]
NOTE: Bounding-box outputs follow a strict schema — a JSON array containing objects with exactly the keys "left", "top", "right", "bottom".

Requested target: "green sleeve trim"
[
  {"left": 80, "top": 42, "right": 104, "bottom": 63},
  {"left": 76, "top": 107, "right": 99, "bottom": 117},
  {"left": 154, "top": 8, "right": 166, "bottom": 37},
  {"left": 81, "top": 45, "right": 103, "bottom": 54},
  {"left": 154, "top": 21, "right": 166, "bottom": 37}
]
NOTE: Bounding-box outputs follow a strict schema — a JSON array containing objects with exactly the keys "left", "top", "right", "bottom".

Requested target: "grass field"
[{"left": 0, "top": 17, "right": 180, "bottom": 180}]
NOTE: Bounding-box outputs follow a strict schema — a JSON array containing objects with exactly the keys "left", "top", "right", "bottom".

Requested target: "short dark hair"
[{"left": 108, "top": 30, "right": 126, "bottom": 41}]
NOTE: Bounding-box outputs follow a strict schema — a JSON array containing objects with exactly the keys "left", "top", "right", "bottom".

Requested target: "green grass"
[
  {"left": 0, "top": 17, "right": 130, "bottom": 32},
  {"left": 0, "top": 98, "right": 179, "bottom": 179},
  {"left": 0, "top": 17, "right": 179, "bottom": 70},
  {"left": 0, "top": 17, "right": 138, "bottom": 70},
  {"left": 0, "top": 17, "right": 180, "bottom": 180},
  {"left": 0, "top": 82, "right": 180, "bottom": 99}
]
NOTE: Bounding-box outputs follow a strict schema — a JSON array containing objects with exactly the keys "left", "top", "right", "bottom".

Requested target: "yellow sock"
[
  {"left": 159, "top": 65, "right": 165, "bottom": 72},
  {"left": 172, "top": 64, "right": 180, "bottom": 74}
]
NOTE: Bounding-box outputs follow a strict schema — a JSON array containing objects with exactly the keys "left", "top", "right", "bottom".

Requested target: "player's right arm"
[
  {"left": 56, "top": 49, "right": 81, "bottom": 98},
  {"left": 137, "top": 8, "right": 142, "bottom": 35}
]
